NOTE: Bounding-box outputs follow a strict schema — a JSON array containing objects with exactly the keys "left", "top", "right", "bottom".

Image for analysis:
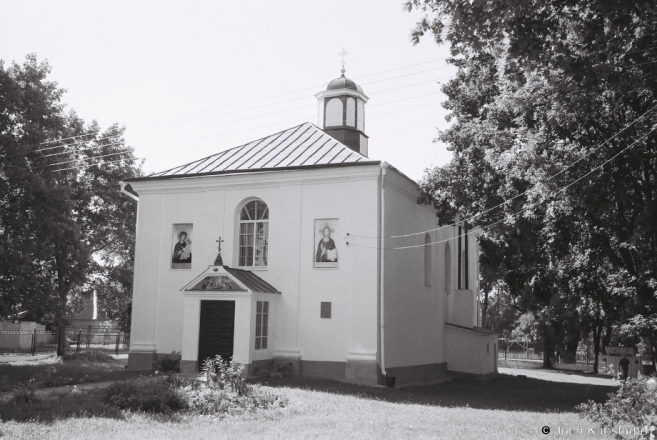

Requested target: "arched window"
[
  {"left": 444, "top": 242, "right": 452, "bottom": 291},
  {"left": 424, "top": 233, "right": 432, "bottom": 286},
  {"left": 325, "top": 98, "right": 343, "bottom": 127},
  {"left": 345, "top": 98, "right": 356, "bottom": 126},
  {"left": 357, "top": 100, "right": 365, "bottom": 132},
  {"left": 239, "top": 200, "right": 269, "bottom": 267}
]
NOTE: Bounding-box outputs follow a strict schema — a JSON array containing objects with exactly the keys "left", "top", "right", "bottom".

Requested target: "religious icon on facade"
[
  {"left": 189, "top": 276, "right": 244, "bottom": 291},
  {"left": 172, "top": 224, "right": 193, "bottom": 269},
  {"left": 314, "top": 219, "right": 338, "bottom": 268}
]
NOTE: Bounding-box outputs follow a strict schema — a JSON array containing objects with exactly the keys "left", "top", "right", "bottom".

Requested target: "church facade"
[{"left": 123, "top": 70, "right": 497, "bottom": 385}]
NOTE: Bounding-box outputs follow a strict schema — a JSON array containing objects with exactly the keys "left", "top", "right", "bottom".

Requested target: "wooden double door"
[{"left": 198, "top": 300, "right": 235, "bottom": 370}]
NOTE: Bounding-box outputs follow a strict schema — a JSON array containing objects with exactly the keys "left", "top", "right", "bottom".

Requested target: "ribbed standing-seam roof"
[
  {"left": 150, "top": 122, "right": 367, "bottom": 177},
  {"left": 223, "top": 267, "right": 280, "bottom": 293}
]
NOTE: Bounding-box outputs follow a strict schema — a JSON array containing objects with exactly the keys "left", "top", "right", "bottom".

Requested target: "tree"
[
  {"left": 407, "top": 0, "right": 657, "bottom": 369},
  {"left": 0, "top": 55, "right": 141, "bottom": 354}
]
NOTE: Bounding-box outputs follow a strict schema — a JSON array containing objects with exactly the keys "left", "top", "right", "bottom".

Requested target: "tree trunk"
[
  {"left": 601, "top": 325, "right": 613, "bottom": 353},
  {"left": 593, "top": 324, "right": 602, "bottom": 375},
  {"left": 542, "top": 334, "right": 551, "bottom": 369},
  {"left": 650, "top": 331, "right": 656, "bottom": 372},
  {"left": 481, "top": 289, "right": 490, "bottom": 328},
  {"left": 56, "top": 322, "right": 67, "bottom": 356},
  {"left": 565, "top": 326, "right": 580, "bottom": 363}
]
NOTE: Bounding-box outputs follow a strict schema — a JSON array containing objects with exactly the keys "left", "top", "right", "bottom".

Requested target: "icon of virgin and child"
[
  {"left": 172, "top": 230, "right": 192, "bottom": 265},
  {"left": 315, "top": 224, "right": 338, "bottom": 265}
]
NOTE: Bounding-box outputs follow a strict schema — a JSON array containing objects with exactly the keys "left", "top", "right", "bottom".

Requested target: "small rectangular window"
[
  {"left": 320, "top": 302, "right": 331, "bottom": 319},
  {"left": 255, "top": 301, "right": 268, "bottom": 350}
]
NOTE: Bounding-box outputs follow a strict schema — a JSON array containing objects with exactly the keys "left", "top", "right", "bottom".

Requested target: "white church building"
[{"left": 122, "top": 69, "right": 497, "bottom": 385}]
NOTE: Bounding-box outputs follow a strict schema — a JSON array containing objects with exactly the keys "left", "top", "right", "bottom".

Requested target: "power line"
[
  {"left": 630, "top": 59, "right": 657, "bottom": 66},
  {"left": 9, "top": 135, "right": 121, "bottom": 157},
  {"left": 138, "top": 66, "right": 454, "bottom": 133},
  {"left": 5, "top": 156, "right": 140, "bottom": 181},
  {"left": 346, "top": 124, "right": 657, "bottom": 250},
  {"left": 32, "top": 131, "right": 101, "bottom": 147},
  {"left": 133, "top": 77, "right": 446, "bottom": 138},
  {"left": 132, "top": 100, "right": 445, "bottom": 162},
  {"left": 44, "top": 150, "right": 132, "bottom": 168},
  {"left": 39, "top": 141, "right": 126, "bottom": 159},
  {"left": 24, "top": 88, "right": 445, "bottom": 161},
  {"left": 5, "top": 98, "right": 445, "bottom": 179},
  {"left": 121, "top": 77, "right": 452, "bottom": 141},
  {"left": 139, "top": 58, "right": 450, "bottom": 125},
  {"left": 347, "top": 102, "right": 657, "bottom": 240},
  {"left": 22, "top": 67, "right": 453, "bottom": 157},
  {"left": 48, "top": 157, "right": 140, "bottom": 174},
  {"left": 148, "top": 97, "right": 445, "bottom": 157},
  {"left": 3, "top": 138, "right": 125, "bottom": 163},
  {"left": 625, "top": 45, "right": 657, "bottom": 55}
]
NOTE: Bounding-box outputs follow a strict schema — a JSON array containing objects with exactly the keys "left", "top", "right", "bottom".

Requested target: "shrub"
[
  {"left": 177, "top": 378, "right": 288, "bottom": 415},
  {"left": 102, "top": 377, "right": 187, "bottom": 414},
  {"left": 62, "top": 350, "right": 115, "bottom": 363},
  {"left": 578, "top": 376, "right": 657, "bottom": 439},
  {"left": 12, "top": 383, "right": 39, "bottom": 404},
  {"left": 202, "top": 356, "right": 248, "bottom": 396},
  {"left": 0, "top": 389, "right": 123, "bottom": 423},
  {"left": 255, "top": 361, "right": 295, "bottom": 379},
  {"left": 156, "top": 353, "right": 181, "bottom": 373}
]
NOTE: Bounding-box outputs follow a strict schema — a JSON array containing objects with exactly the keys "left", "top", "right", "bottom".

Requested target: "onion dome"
[{"left": 327, "top": 68, "right": 363, "bottom": 93}]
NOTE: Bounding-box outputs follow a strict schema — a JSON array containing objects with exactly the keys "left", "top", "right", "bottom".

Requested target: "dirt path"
[{"left": 499, "top": 367, "right": 618, "bottom": 386}]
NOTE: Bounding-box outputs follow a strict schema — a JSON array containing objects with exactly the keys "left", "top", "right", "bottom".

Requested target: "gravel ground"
[{"left": 498, "top": 367, "right": 618, "bottom": 386}]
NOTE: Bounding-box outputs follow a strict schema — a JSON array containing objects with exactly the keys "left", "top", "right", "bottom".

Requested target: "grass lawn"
[
  {"left": 0, "top": 369, "right": 620, "bottom": 439},
  {"left": 0, "top": 351, "right": 142, "bottom": 393}
]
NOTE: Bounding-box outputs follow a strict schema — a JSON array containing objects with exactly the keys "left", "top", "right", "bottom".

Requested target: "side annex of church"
[{"left": 122, "top": 68, "right": 498, "bottom": 385}]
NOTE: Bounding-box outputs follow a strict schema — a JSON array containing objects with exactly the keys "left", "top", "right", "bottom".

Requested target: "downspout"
[
  {"left": 379, "top": 162, "right": 389, "bottom": 378},
  {"left": 464, "top": 223, "right": 469, "bottom": 289},
  {"left": 119, "top": 180, "right": 139, "bottom": 203}
]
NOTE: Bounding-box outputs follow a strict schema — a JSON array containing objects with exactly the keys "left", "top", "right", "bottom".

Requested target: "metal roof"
[
  {"left": 223, "top": 267, "right": 280, "bottom": 294},
  {"left": 150, "top": 122, "right": 369, "bottom": 178}
]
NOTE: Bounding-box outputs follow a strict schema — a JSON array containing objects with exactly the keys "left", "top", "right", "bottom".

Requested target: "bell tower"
[{"left": 315, "top": 49, "right": 369, "bottom": 157}]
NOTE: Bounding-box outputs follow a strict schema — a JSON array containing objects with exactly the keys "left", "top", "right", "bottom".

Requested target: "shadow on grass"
[
  {"left": 0, "top": 353, "right": 138, "bottom": 393},
  {"left": 0, "top": 390, "right": 126, "bottom": 423},
  {"left": 250, "top": 373, "right": 617, "bottom": 413}
]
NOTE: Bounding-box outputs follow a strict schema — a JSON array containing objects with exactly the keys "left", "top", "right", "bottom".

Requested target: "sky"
[{"left": 0, "top": 0, "right": 457, "bottom": 181}]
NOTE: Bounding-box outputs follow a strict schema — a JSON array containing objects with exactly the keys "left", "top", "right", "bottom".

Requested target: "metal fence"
[
  {"left": 575, "top": 349, "right": 592, "bottom": 364},
  {"left": 0, "top": 327, "right": 129, "bottom": 356},
  {"left": 498, "top": 349, "right": 594, "bottom": 364},
  {"left": 499, "top": 350, "right": 543, "bottom": 360}
]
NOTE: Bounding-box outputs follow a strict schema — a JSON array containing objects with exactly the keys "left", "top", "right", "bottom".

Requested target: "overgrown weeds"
[
  {"left": 578, "top": 376, "right": 657, "bottom": 439},
  {"left": 202, "top": 355, "right": 248, "bottom": 395},
  {"left": 62, "top": 350, "right": 115, "bottom": 363},
  {"left": 103, "top": 377, "right": 187, "bottom": 414},
  {"left": 155, "top": 352, "right": 181, "bottom": 373},
  {"left": 0, "top": 389, "right": 124, "bottom": 423}
]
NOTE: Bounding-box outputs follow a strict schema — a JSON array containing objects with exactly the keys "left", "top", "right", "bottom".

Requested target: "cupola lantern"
[{"left": 315, "top": 50, "right": 369, "bottom": 157}]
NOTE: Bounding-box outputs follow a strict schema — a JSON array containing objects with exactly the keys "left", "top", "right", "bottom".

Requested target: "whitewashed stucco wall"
[
  {"left": 382, "top": 170, "right": 449, "bottom": 370},
  {"left": 129, "top": 165, "right": 380, "bottom": 367}
]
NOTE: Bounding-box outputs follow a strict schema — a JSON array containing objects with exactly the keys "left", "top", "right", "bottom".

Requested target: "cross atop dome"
[{"left": 339, "top": 48, "right": 349, "bottom": 76}]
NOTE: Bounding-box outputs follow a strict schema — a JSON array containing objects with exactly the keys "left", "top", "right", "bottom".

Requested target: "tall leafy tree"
[
  {"left": 407, "top": 0, "right": 657, "bottom": 370},
  {"left": 0, "top": 55, "right": 141, "bottom": 353}
]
